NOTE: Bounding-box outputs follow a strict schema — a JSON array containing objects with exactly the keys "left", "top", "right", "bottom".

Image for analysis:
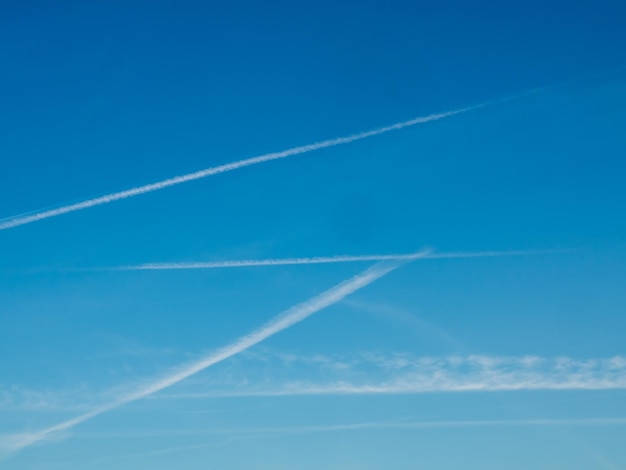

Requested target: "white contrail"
[
  {"left": 3, "top": 255, "right": 420, "bottom": 453},
  {"left": 0, "top": 106, "right": 481, "bottom": 231},
  {"left": 25, "top": 248, "right": 562, "bottom": 272},
  {"left": 116, "top": 250, "right": 543, "bottom": 271},
  {"left": 115, "top": 254, "right": 425, "bottom": 270}
]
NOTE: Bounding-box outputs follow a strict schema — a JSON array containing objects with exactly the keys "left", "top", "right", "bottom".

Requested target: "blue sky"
[{"left": 1, "top": 0, "right": 626, "bottom": 468}]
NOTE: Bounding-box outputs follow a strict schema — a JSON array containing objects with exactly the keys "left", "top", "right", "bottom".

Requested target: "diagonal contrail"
[
  {"left": 3, "top": 66, "right": 620, "bottom": 233},
  {"left": 3, "top": 254, "right": 420, "bottom": 453},
  {"left": 0, "top": 106, "right": 481, "bottom": 231}
]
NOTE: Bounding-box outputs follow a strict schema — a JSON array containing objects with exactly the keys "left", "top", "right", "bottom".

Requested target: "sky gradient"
[{"left": 1, "top": 0, "right": 626, "bottom": 468}]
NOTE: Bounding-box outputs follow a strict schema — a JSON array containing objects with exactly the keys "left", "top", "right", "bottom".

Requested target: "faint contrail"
[
  {"left": 0, "top": 106, "right": 482, "bottom": 231},
  {"left": 3, "top": 254, "right": 420, "bottom": 453}
]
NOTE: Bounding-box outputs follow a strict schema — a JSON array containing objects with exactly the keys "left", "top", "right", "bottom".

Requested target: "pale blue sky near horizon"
[{"left": 1, "top": 0, "right": 626, "bottom": 468}]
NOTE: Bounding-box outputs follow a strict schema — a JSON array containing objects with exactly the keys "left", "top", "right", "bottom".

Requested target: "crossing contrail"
[
  {"left": 0, "top": 105, "right": 482, "bottom": 231},
  {"left": 2, "top": 255, "right": 419, "bottom": 453}
]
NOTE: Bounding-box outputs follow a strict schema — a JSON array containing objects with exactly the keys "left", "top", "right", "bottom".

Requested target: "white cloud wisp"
[
  {"left": 160, "top": 353, "right": 626, "bottom": 398},
  {"left": 1, "top": 255, "right": 419, "bottom": 453},
  {"left": 0, "top": 106, "right": 480, "bottom": 231}
]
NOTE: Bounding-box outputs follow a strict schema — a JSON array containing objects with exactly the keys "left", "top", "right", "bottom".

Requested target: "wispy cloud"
[
  {"left": 0, "top": 256, "right": 417, "bottom": 454},
  {"left": 0, "top": 104, "right": 480, "bottom": 231},
  {"left": 159, "top": 353, "right": 626, "bottom": 398}
]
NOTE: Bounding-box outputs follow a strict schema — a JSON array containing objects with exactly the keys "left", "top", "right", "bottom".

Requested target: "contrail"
[
  {"left": 0, "top": 105, "right": 482, "bottom": 231},
  {"left": 114, "top": 253, "right": 426, "bottom": 270},
  {"left": 3, "top": 254, "right": 420, "bottom": 453},
  {"left": 120, "top": 248, "right": 558, "bottom": 270},
  {"left": 3, "top": 65, "right": 622, "bottom": 232},
  {"left": 15, "top": 248, "right": 565, "bottom": 272}
]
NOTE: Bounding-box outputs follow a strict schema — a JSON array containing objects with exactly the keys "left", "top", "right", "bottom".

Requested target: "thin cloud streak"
[
  {"left": 0, "top": 105, "right": 480, "bottom": 231},
  {"left": 159, "top": 354, "right": 626, "bottom": 399},
  {"left": 2, "top": 255, "right": 419, "bottom": 453}
]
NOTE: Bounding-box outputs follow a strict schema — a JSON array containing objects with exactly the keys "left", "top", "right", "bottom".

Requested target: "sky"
[{"left": 1, "top": 0, "right": 626, "bottom": 468}]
